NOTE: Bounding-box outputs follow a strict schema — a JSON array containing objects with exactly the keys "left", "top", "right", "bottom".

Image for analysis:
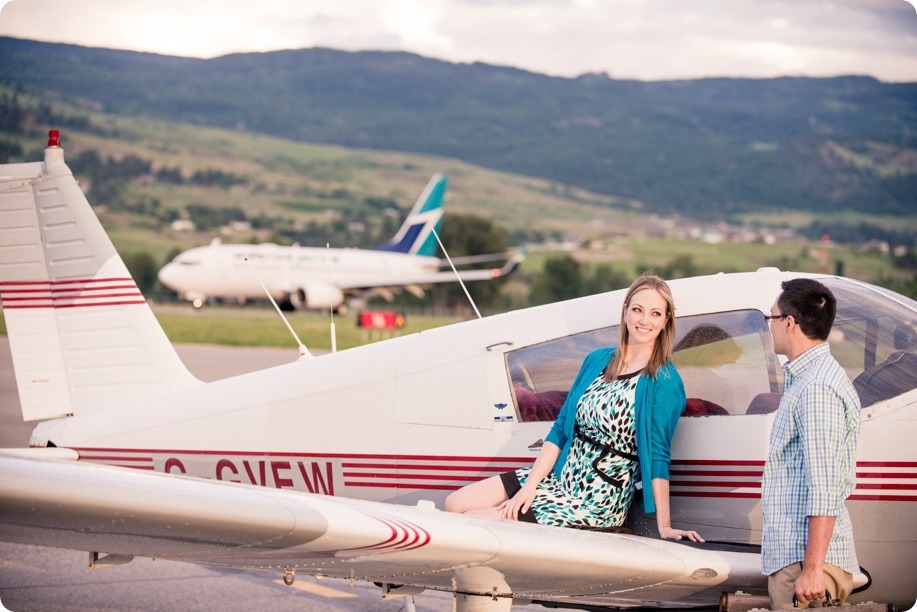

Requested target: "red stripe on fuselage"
[
  {"left": 0, "top": 278, "right": 145, "bottom": 309},
  {"left": 69, "top": 448, "right": 917, "bottom": 500}
]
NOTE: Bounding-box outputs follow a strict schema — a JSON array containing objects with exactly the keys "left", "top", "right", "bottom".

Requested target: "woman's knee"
[
  {"left": 444, "top": 489, "right": 464, "bottom": 512},
  {"left": 445, "top": 476, "right": 505, "bottom": 513}
]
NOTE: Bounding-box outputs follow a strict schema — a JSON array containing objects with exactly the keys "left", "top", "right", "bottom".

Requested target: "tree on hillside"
[
  {"left": 658, "top": 254, "right": 700, "bottom": 280},
  {"left": 584, "top": 264, "right": 631, "bottom": 296},
  {"left": 529, "top": 255, "right": 584, "bottom": 305},
  {"left": 430, "top": 214, "right": 509, "bottom": 312},
  {"left": 122, "top": 251, "right": 159, "bottom": 295}
]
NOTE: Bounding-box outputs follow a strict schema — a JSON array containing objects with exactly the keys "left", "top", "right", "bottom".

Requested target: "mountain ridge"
[{"left": 1, "top": 36, "right": 914, "bottom": 220}]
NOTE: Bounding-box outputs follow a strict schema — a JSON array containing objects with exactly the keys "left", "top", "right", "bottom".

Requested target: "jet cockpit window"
[
  {"left": 506, "top": 310, "right": 778, "bottom": 422},
  {"left": 175, "top": 253, "right": 200, "bottom": 265},
  {"left": 822, "top": 279, "right": 917, "bottom": 408}
]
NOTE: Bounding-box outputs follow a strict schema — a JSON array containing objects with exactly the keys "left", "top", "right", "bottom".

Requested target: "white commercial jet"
[
  {"left": 156, "top": 173, "right": 523, "bottom": 312},
  {"left": 0, "top": 132, "right": 914, "bottom": 612}
]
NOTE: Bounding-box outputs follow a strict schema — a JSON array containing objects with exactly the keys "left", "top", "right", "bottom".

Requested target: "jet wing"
[
  {"left": 337, "top": 253, "right": 524, "bottom": 292},
  {"left": 0, "top": 454, "right": 765, "bottom": 609}
]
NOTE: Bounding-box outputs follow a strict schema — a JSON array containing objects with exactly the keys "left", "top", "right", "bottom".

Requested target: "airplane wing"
[
  {"left": 438, "top": 251, "right": 523, "bottom": 267},
  {"left": 0, "top": 453, "right": 766, "bottom": 611},
  {"left": 338, "top": 252, "right": 525, "bottom": 292}
]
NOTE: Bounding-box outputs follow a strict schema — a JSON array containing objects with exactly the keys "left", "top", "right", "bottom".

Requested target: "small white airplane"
[
  {"left": 156, "top": 173, "right": 523, "bottom": 313},
  {"left": 0, "top": 132, "right": 914, "bottom": 612}
]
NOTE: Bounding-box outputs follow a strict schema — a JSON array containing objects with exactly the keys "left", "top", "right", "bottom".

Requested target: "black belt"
[{"left": 574, "top": 423, "right": 637, "bottom": 488}]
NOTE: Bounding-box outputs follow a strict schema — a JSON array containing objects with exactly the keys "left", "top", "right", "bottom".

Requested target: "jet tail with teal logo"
[{"left": 375, "top": 174, "right": 446, "bottom": 257}]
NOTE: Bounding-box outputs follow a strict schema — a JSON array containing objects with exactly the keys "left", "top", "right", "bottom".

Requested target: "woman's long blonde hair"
[{"left": 605, "top": 273, "right": 677, "bottom": 381}]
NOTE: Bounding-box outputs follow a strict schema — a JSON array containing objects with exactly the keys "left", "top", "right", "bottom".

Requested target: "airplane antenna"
[
  {"left": 431, "top": 227, "right": 482, "bottom": 319},
  {"left": 244, "top": 257, "right": 313, "bottom": 359},
  {"left": 327, "top": 243, "right": 337, "bottom": 353}
]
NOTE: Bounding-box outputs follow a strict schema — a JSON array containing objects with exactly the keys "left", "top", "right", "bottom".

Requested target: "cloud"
[{"left": 0, "top": 0, "right": 915, "bottom": 80}]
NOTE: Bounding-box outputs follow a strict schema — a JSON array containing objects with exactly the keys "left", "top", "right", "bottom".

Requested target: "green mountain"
[{"left": 1, "top": 36, "right": 915, "bottom": 220}]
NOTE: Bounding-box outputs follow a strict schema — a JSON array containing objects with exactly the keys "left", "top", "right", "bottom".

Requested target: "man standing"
[{"left": 761, "top": 278, "right": 861, "bottom": 609}]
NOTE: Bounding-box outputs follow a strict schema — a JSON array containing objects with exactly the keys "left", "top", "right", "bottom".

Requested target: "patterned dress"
[{"left": 515, "top": 370, "right": 640, "bottom": 527}]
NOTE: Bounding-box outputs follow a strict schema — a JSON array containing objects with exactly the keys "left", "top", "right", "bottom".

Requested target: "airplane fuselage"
[
  {"left": 158, "top": 242, "right": 440, "bottom": 306},
  {"left": 29, "top": 272, "right": 917, "bottom": 608}
]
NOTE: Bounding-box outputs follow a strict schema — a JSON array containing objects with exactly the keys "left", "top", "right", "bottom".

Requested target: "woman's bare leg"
[{"left": 444, "top": 475, "right": 508, "bottom": 516}]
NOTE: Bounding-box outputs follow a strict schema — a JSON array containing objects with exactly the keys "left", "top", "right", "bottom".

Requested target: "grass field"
[
  {"left": 0, "top": 238, "right": 909, "bottom": 352},
  {"left": 0, "top": 304, "right": 464, "bottom": 351},
  {"left": 154, "top": 304, "right": 460, "bottom": 352}
]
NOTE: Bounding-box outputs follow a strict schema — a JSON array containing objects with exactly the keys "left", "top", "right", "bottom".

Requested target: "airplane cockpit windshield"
[
  {"left": 507, "top": 310, "right": 776, "bottom": 421},
  {"left": 823, "top": 279, "right": 916, "bottom": 408},
  {"left": 173, "top": 253, "right": 200, "bottom": 266},
  {"left": 506, "top": 279, "right": 916, "bottom": 421}
]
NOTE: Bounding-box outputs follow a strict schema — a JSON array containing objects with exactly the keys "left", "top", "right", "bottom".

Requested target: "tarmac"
[{"left": 0, "top": 337, "right": 484, "bottom": 612}]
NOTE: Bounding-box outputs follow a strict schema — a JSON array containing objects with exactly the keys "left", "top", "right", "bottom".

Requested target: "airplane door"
[
  {"left": 482, "top": 339, "right": 520, "bottom": 447},
  {"left": 480, "top": 318, "right": 605, "bottom": 458}
]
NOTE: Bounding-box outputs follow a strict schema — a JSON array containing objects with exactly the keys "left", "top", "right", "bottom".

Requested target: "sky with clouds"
[{"left": 1, "top": 0, "right": 916, "bottom": 82}]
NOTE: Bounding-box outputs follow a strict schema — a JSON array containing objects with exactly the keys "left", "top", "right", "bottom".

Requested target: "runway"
[{"left": 0, "top": 337, "right": 495, "bottom": 612}]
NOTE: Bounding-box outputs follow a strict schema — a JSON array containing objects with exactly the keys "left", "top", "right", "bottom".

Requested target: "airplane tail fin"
[
  {"left": 375, "top": 174, "right": 446, "bottom": 257},
  {"left": 0, "top": 131, "right": 200, "bottom": 422}
]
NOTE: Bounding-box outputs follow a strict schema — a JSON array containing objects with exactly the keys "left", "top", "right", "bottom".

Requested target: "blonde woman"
[{"left": 446, "top": 273, "right": 702, "bottom": 542}]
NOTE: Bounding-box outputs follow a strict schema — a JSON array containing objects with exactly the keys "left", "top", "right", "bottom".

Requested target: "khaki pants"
[{"left": 768, "top": 562, "right": 853, "bottom": 609}]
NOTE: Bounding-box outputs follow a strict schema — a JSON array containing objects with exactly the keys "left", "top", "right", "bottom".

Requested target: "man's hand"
[{"left": 794, "top": 564, "right": 827, "bottom": 607}]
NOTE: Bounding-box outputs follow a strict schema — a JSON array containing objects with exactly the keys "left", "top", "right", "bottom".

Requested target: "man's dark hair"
[{"left": 778, "top": 278, "right": 837, "bottom": 341}]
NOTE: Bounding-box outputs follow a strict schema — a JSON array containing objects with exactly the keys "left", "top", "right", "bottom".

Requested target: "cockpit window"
[
  {"left": 506, "top": 326, "right": 614, "bottom": 422},
  {"left": 507, "top": 310, "right": 778, "bottom": 421},
  {"left": 174, "top": 253, "right": 200, "bottom": 265},
  {"left": 506, "top": 281, "right": 916, "bottom": 420},
  {"left": 672, "top": 311, "right": 777, "bottom": 416},
  {"left": 822, "top": 279, "right": 917, "bottom": 408}
]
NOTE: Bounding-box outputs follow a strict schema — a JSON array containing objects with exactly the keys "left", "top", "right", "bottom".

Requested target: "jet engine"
[{"left": 288, "top": 283, "right": 345, "bottom": 311}]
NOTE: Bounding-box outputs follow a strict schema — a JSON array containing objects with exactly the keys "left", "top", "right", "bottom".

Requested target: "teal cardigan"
[{"left": 544, "top": 347, "right": 686, "bottom": 514}]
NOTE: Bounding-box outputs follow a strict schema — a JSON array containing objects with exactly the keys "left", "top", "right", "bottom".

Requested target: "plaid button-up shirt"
[{"left": 761, "top": 342, "right": 860, "bottom": 575}]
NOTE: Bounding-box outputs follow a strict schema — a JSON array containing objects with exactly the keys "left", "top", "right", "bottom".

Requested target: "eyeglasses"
[{"left": 764, "top": 314, "right": 790, "bottom": 323}]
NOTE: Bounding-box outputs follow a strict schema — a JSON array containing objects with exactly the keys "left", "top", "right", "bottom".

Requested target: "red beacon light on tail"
[{"left": 44, "top": 129, "right": 65, "bottom": 172}]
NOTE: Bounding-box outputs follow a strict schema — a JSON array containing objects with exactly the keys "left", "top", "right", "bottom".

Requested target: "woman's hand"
[
  {"left": 652, "top": 479, "right": 704, "bottom": 542},
  {"left": 659, "top": 526, "right": 704, "bottom": 542},
  {"left": 498, "top": 486, "right": 536, "bottom": 520}
]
